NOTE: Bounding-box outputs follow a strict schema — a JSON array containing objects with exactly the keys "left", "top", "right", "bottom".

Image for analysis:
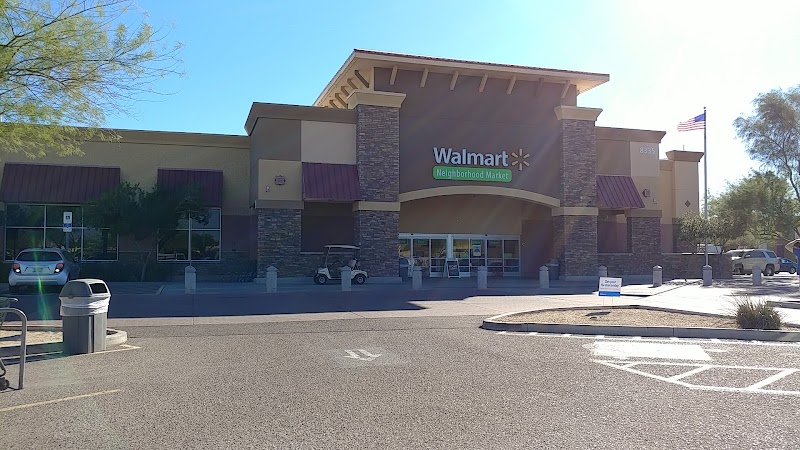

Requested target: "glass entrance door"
[
  {"left": 430, "top": 238, "right": 447, "bottom": 277},
  {"left": 469, "top": 239, "right": 485, "bottom": 275},
  {"left": 400, "top": 234, "right": 521, "bottom": 277}
]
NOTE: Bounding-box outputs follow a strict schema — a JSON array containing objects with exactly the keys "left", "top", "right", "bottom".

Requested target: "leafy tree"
[
  {"left": 84, "top": 182, "right": 207, "bottom": 281},
  {"left": 716, "top": 171, "right": 799, "bottom": 242},
  {"left": 678, "top": 212, "right": 742, "bottom": 252},
  {"left": 734, "top": 86, "right": 800, "bottom": 202},
  {"left": 0, "top": 0, "right": 182, "bottom": 157}
]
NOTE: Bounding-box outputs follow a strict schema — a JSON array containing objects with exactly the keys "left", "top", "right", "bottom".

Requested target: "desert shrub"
[{"left": 735, "top": 297, "right": 782, "bottom": 330}]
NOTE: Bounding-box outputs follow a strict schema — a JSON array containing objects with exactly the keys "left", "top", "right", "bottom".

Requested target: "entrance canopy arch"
[{"left": 398, "top": 186, "right": 560, "bottom": 208}]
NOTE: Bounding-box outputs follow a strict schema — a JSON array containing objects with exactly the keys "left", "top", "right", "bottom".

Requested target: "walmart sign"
[{"left": 432, "top": 147, "right": 513, "bottom": 182}]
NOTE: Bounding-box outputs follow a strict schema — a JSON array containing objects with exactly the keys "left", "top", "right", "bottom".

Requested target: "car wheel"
[
  {"left": 354, "top": 274, "right": 367, "bottom": 285},
  {"left": 734, "top": 265, "right": 744, "bottom": 275},
  {"left": 314, "top": 274, "right": 328, "bottom": 285},
  {"left": 765, "top": 265, "right": 775, "bottom": 276},
  {"left": 791, "top": 267, "right": 797, "bottom": 275}
]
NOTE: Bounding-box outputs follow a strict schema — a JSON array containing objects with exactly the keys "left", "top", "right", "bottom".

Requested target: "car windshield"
[{"left": 16, "top": 251, "right": 62, "bottom": 262}]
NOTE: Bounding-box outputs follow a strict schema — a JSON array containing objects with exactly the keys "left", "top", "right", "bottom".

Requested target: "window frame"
[
  {"left": 4, "top": 204, "right": 119, "bottom": 262},
  {"left": 157, "top": 208, "right": 222, "bottom": 263}
]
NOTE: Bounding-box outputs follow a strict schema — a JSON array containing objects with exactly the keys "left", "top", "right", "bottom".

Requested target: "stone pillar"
[
  {"left": 553, "top": 106, "right": 603, "bottom": 280},
  {"left": 349, "top": 90, "right": 406, "bottom": 280},
  {"left": 256, "top": 208, "right": 302, "bottom": 277}
]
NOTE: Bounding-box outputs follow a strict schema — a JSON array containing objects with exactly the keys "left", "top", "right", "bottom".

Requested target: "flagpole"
[{"left": 703, "top": 106, "right": 708, "bottom": 267}]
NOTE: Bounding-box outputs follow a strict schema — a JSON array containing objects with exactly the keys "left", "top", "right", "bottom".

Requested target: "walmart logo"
[{"left": 511, "top": 149, "right": 530, "bottom": 171}]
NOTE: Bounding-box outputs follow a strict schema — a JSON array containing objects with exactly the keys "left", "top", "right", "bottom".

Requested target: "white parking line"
[
  {"left": 669, "top": 365, "right": 712, "bottom": 381},
  {"left": 746, "top": 369, "right": 799, "bottom": 391},
  {"left": 0, "top": 390, "right": 121, "bottom": 413}
]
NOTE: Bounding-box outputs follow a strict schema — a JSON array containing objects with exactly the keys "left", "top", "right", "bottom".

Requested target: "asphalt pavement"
[{"left": 2, "top": 317, "right": 800, "bottom": 449}]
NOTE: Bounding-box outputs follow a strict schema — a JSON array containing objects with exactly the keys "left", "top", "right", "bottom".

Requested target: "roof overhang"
[{"left": 315, "top": 49, "right": 610, "bottom": 108}]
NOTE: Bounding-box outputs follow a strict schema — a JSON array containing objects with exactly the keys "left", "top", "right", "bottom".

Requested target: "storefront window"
[
  {"left": 83, "top": 228, "right": 119, "bottom": 261},
  {"left": 4, "top": 204, "right": 117, "bottom": 261},
  {"left": 470, "top": 239, "right": 485, "bottom": 274},
  {"left": 158, "top": 208, "right": 221, "bottom": 261},
  {"left": 412, "top": 238, "right": 430, "bottom": 272},
  {"left": 503, "top": 239, "right": 520, "bottom": 273},
  {"left": 453, "top": 239, "right": 470, "bottom": 273},
  {"left": 487, "top": 239, "right": 503, "bottom": 274},
  {"left": 430, "top": 238, "right": 447, "bottom": 275}
]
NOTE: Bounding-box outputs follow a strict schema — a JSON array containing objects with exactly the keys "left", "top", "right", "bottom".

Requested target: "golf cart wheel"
[
  {"left": 354, "top": 274, "right": 366, "bottom": 285},
  {"left": 0, "top": 378, "right": 9, "bottom": 391},
  {"left": 791, "top": 267, "right": 797, "bottom": 275},
  {"left": 314, "top": 274, "right": 328, "bottom": 285},
  {"left": 765, "top": 265, "right": 775, "bottom": 276}
]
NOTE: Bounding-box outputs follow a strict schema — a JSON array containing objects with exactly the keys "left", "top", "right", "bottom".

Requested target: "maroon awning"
[
  {"left": 596, "top": 175, "right": 645, "bottom": 209},
  {"left": 302, "top": 162, "right": 361, "bottom": 201},
  {"left": 0, "top": 163, "right": 120, "bottom": 203},
  {"left": 157, "top": 169, "right": 223, "bottom": 206}
]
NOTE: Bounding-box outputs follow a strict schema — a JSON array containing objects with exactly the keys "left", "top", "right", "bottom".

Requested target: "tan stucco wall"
[
  {"left": 659, "top": 160, "right": 676, "bottom": 224},
  {"left": 257, "top": 160, "right": 302, "bottom": 202},
  {"left": 399, "top": 195, "right": 550, "bottom": 235},
  {"left": 0, "top": 130, "right": 251, "bottom": 215},
  {"left": 596, "top": 139, "right": 630, "bottom": 175},
  {"left": 301, "top": 121, "right": 356, "bottom": 164},
  {"left": 672, "top": 160, "right": 701, "bottom": 218}
]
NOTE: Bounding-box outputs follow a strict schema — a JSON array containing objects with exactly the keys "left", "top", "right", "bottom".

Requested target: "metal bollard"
[
  {"left": 539, "top": 266, "right": 549, "bottom": 289},
  {"left": 598, "top": 266, "right": 608, "bottom": 278},
  {"left": 184, "top": 265, "right": 196, "bottom": 294},
  {"left": 752, "top": 265, "right": 762, "bottom": 286},
  {"left": 412, "top": 266, "right": 422, "bottom": 290},
  {"left": 341, "top": 266, "right": 352, "bottom": 291},
  {"left": 266, "top": 266, "right": 278, "bottom": 293},
  {"left": 477, "top": 266, "right": 488, "bottom": 289},
  {"left": 653, "top": 265, "right": 663, "bottom": 287},
  {"left": 703, "top": 265, "right": 712, "bottom": 286}
]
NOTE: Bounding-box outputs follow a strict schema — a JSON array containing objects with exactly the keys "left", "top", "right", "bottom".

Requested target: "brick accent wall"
[
  {"left": 556, "top": 117, "right": 598, "bottom": 278},
  {"left": 553, "top": 215, "right": 598, "bottom": 277},
  {"left": 257, "top": 208, "right": 312, "bottom": 277},
  {"left": 598, "top": 253, "right": 732, "bottom": 280},
  {"left": 560, "top": 119, "right": 597, "bottom": 207},
  {"left": 355, "top": 210, "right": 399, "bottom": 277},
  {"left": 628, "top": 216, "right": 662, "bottom": 256},
  {"left": 356, "top": 104, "right": 400, "bottom": 202}
]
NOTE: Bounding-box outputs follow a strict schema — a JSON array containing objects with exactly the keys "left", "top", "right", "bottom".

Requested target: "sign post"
[{"left": 63, "top": 211, "right": 73, "bottom": 252}]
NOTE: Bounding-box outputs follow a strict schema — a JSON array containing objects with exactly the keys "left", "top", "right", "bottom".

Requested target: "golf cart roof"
[{"left": 324, "top": 245, "right": 360, "bottom": 250}]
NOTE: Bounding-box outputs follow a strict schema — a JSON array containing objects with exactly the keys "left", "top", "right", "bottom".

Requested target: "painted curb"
[
  {"left": 482, "top": 306, "right": 800, "bottom": 342},
  {"left": 768, "top": 300, "right": 800, "bottom": 310},
  {"left": 0, "top": 327, "right": 128, "bottom": 358}
]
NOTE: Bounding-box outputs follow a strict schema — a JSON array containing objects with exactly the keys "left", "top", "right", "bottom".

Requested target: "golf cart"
[{"left": 313, "top": 245, "right": 368, "bottom": 285}]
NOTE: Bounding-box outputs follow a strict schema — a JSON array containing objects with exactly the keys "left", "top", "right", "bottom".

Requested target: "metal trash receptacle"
[
  {"left": 546, "top": 260, "right": 560, "bottom": 281},
  {"left": 59, "top": 279, "right": 111, "bottom": 355}
]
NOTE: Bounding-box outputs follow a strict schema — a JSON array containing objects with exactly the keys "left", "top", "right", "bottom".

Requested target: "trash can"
[
  {"left": 546, "top": 260, "right": 560, "bottom": 281},
  {"left": 59, "top": 279, "right": 111, "bottom": 355}
]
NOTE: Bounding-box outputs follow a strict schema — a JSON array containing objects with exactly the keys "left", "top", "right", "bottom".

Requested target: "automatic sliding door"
[
  {"left": 430, "top": 238, "right": 446, "bottom": 277},
  {"left": 469, "top": 239, "right": 485, "bottom": 275}
]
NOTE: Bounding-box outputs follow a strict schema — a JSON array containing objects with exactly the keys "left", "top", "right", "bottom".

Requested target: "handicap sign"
[
  {"left": 63, "top": 211, "right": 73, "bottom": 232},
  {"left": 598, "top": 277, "right": 622, "bottom": 297}
]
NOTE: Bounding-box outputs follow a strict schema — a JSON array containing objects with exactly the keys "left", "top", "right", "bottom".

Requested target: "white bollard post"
[
  {"left": 653, "top": 265, "right": 663, "bottom": 287},
  {"left": 539, "top": 266, "right": 550, "bottom": 289},
  {"left": 752, "top": 265, "right": 762, "bottom": 286},
  {"left": 412, "top": 266, "right": 422, "bottom": 290},
  {"left": 184, "top": 265, "right": 196, "bottom": 294},
  {"left": 598, "top": 266, "right": 608, "bottom": 278},
  {"left": 341, "top": 266, "right": 352, "bottom": 291},
  {"left": 703, "top": 265, "right": 712, "bottom": 286},
  {"left": 477, "top": 266, "right": 488, "bottom": 289},
  {"left": 266, "top": 266, "right": 278, "bottom": 293}
]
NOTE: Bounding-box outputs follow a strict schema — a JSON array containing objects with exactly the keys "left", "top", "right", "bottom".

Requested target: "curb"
[
  {"left": 482, "top": 307, "right": 800, "bottom": 342},
  {"left": 0, "top": 327, "right": 128, "bottom": 358}
]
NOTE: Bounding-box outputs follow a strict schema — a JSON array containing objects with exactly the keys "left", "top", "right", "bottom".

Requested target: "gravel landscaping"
[{"left": 502, "top": 306, "right": 800, "bottom": 330}]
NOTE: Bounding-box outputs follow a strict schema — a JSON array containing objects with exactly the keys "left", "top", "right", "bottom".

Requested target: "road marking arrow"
[{"left": 343, "top": 349, "right": 382, "bottom": 361}]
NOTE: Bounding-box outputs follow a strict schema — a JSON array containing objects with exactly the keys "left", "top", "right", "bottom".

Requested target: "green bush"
[{"left": 735, "top": 297, "right": 782, "bottom": 330}]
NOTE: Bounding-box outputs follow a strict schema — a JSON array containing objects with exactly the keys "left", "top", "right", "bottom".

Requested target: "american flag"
[{"left": 678, "top": 112, "right": 706, "bottom": 131}]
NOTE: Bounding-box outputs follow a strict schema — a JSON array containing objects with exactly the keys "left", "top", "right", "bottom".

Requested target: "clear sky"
[{"left": 104, "top": 0, "right": 800, "bottom": 196}]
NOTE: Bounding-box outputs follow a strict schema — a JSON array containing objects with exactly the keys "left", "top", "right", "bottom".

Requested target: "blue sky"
[{"left": 105, "top": 0, "right": 800, "bottom": 195}]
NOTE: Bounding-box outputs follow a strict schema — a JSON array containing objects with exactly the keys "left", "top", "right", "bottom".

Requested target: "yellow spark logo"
[{"left": 511, "top": 149, "right": 530, "bottom": 171}]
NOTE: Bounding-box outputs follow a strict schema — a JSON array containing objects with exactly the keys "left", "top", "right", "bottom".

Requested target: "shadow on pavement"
[{"left": 4, "top": 283, "right": 602, "bottom": 321}]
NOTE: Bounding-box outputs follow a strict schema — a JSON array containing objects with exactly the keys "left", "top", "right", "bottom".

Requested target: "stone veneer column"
[
  {"left": 348, "top": 90, "right": 406, "bottom": 278},
  {"left": 627, "top": 212, "right": 662, "bottom": 257},
  {"left": 553, "top": 106, "right": 603, "bottom": 280},
  {"left": 256, "top": 208, "right": 303, "bottom": 277}
]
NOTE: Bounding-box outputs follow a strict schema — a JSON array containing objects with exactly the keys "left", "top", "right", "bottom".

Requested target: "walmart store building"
[{"left": 0, "top": 50, "right": 715, "bottom": 281}]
